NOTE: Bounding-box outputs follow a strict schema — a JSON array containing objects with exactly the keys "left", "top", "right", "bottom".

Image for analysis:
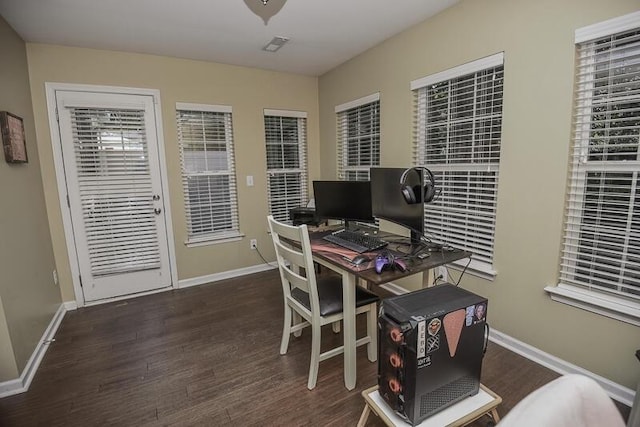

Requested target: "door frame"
[{"left": 45, "top": 82, "right": 178, "bottom": 308}]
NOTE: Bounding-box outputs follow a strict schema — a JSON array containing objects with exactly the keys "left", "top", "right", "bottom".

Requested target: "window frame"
[
  {"left": 411, "top": 53, "right": 505, "bottom": 279},
  {"left": 546, "top": 11, "right": 640, "bottom": 325},
  {"left": 176, "top": 102, "right": 242, "bottom": 246},
  {"left": 263, "top": 108, "right": 308, "bottom": 224},
  {"left": 335, "top": 93, "right": 381, "bottom": 182}
]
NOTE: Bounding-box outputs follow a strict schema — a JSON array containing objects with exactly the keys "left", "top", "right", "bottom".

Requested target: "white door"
[{"left": 55, "top": 90, "right": 172, "bottom": 302}]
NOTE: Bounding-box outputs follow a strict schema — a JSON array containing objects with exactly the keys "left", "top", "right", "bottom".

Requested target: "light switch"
[{"left": 246, "top": 175, "right": 254, "bottom": 187}]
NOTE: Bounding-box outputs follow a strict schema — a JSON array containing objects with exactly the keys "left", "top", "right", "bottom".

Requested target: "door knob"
[
  {"left": 154, "top": 208, "right": 162, "bottom": 215},
  {"left": 152, "top": 194, "right": 160, "bottom": 201}
]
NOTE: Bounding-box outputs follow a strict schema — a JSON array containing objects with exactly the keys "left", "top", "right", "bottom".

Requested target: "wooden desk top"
[{"left": 307, "top": 228, "right": 471, "bottom": 286}]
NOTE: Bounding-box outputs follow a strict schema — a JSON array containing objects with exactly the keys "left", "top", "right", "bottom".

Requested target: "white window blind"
[
  {"left": 559, "top": 20, "right": 640, "bottom": 303},
  {"left": 264, "top": 110, "right": 308, "bottom": 223},
  {"left": 336, "top": 94, "right": 380, "bottom": 181},
  {"left": 412, "top": 54, "right": 504, "bottom": 269},
  {"left": 176, "top": 103, "right": 239, "bottom": 242},
  {"left": 70, "top": 107, "right": 161, "bottom": 276}
]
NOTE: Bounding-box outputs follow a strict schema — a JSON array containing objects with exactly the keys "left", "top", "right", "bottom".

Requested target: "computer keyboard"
[{"left": 323, "top": 229, "right": 388, "bottom": 253}]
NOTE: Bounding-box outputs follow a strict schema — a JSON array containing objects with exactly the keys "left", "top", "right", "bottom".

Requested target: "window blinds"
[
  {"left": 336, "top": 95, "right": 380, "bottom": 181},
  {"left": 560, "top": 27, "right": 640, "bottom": 300},
  {"left": 413, "top": 54, "right": 504, "bottom": 267},
  {"left": 264, "top": 110, "right": 308, "bottom": 223},
  {"left": 70, "top": 107, "right": 161, "bottom": 276},
  {"left": 176, "top": 105, "right": 239, "bottom": 241}
]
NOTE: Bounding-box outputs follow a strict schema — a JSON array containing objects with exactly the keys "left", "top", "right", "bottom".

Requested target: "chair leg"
[
  {"left": 366, "top": 304, "right": 377, "bottom": 362},
  {"left": 280, "top": 306, "right": 292, "bottom": 355},
  {"left": 307, "top": 322, "right": 321, "bottom": 390},
  {"left": 293, "top": 311, "right": 303, "bottom": 337}
]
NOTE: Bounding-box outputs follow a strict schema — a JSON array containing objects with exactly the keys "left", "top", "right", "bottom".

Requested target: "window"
[
  {"left": 264, "top": 109, "right": 308, "bottom": 223},
  {"left": 548, "top": 12, "right": 640, "bottom": 324},
  {"left": 176, "top": 103, "right": 240, "bottom": 244},
  {"left": 412, "top": 53, "right": 504, "bottom": 277},
  {"left": 336, "top": 93, "right": 380, "bottom": 181}
]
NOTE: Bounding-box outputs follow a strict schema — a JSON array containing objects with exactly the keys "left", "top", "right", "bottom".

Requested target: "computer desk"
[{"left": 306, "top": 228, "right": 471, "bottom": 391}]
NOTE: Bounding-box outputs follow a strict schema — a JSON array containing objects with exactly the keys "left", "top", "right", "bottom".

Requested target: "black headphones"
[{"left": 400, "top": 167, "right": 436, "bottom": 204}]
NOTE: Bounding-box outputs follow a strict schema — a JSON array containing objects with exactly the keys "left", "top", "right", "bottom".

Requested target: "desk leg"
[{"left": 342, "top": 271, "right": 357, "bottom": 391}]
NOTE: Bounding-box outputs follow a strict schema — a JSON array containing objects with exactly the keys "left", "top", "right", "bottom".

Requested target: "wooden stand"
[{"left": 358, "top": 384, "right": 501, "bottom": 427}]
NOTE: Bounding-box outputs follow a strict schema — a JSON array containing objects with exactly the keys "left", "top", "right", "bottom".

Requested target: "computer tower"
[{"left": 378, "top": 283, "right": 488, "bottom": 425}]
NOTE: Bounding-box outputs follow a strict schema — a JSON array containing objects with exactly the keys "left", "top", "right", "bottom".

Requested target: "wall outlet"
[
  {"left": 250, "top": 239, "right": 257, "bottom": 249},
  {"left": 53, "top": 269, "right": 59, "bottom": 286},
  {"left": 438, "top": 266, "right": 448, "bottom": 283}
]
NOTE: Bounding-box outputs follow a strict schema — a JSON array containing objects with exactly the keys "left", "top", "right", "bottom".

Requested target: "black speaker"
[{"left": 400, "top": 167, "right": 436, "bottom": 204}]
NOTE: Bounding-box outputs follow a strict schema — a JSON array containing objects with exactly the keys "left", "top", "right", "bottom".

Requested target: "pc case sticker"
[
  {"left": 466, "top": 305, "right": 475, "bottom": 326},
  {"left": 473, "top": 303, "right": 486, "bottom": 324},
  {"left": 426, "top": 334, "right": 440, "bottom": 354},
  {"left": 443, "top": 309, "right": 466, "bottom": 357},
  {"left": 417, "top": 319, "right": 426, "bottom": 358},
  {"left": 427, "top": 318, "right": 441, "bottom": 336}
]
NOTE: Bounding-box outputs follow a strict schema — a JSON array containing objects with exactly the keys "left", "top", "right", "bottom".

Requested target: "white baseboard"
[
  {"left": 379, "top": 282, "right": 408, "bottom": 295},
  {"left": 178, "top": 263, "right": 277, "bottom": 289},
  {"left": 489, "top": 328, "right": 635, "bottom": 407},
  {"left": 63, "top": 301, "right": 77, "bottom": 311},
  {"left": 0, "top": 303, "right": 67, "bottom": 398}
]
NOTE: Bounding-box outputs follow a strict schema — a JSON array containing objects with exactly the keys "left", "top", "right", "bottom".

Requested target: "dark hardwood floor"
[{"left": 0, "top": 270, "right": 629, "bottom": 426}]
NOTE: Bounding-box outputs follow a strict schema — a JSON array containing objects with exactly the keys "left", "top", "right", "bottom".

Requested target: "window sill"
[
  {"left": 449, "top": 257, "right": 497, "bottom": 282},
  {"left": 185, "top": 232, "right": 245, "bottom": 248},
  {"left": 545, "top": 284, "right": 640, "bottom": 326}
]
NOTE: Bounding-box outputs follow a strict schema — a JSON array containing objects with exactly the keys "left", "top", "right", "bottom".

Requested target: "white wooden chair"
[{"left": 267, "top": 215, "right": 379, "bottom": 390}]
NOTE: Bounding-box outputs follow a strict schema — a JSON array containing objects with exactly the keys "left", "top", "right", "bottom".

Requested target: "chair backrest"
[{"left": 267, "top": 215, "right": 321, "bottom": 317}]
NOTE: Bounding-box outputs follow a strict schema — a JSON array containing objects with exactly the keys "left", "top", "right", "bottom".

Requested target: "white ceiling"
[{"left": 0, "top": 0, "right": 459, "bottom": 76}]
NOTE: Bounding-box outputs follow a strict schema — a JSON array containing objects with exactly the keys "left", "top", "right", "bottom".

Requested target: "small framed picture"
[{"left": 1, "top": 111, "right": 28, "bottom": 163}]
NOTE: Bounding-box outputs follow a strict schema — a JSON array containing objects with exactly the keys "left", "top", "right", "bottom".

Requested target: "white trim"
[
  {"left": 45, "top": 83, "right": 179, "bottom": 308},
  {"left": 185, "top": 232, "right": 245, "bottom": 247},
  {"left": 545, "top": 284, "right": 640, "bottom": 326},
  {"left": 175, "top": 102, "right": 232, "bottom": 113},
  {"left": 0, "top": 304, "right": 67, "bottom": 398},
  {"left": 178, "top": 263, "right": 278, "bottom": 289},
  {"left": 81, "top": 284, "right": 172, "bottom": 307},
  {"left": 63, "top": 301, "right": 78, "bottom": 311},
  {"left": 575, "top": 10, "right": 640, "bottom": 43},
  {"left": 379, "top": 282, "right": 409, "bottom": 295},
  {"left": 335, "top": 92, "right": 380, "bottom": 113},
  {"left": 263, "top": 108, "right": 307, "bottom": 118},
  {"left": 410, "top": 52, "right": 504, "bottom": 90},
  {"left": 489, "top": 328, "right": 635, "bottom": 407},
  {"left": 449, "top": 258, "right": 497, "bottom": 282}
]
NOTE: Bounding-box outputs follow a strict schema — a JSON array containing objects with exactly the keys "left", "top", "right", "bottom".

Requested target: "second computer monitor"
[
  {"left": 370, "top": 167, "right": 425, "bottom": 243},
  {"left": 313, "top": 180, "right": 375, "bottom": 229}
]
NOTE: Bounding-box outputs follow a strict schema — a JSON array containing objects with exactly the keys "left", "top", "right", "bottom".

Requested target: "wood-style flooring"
[{"left": 0, "top": 269, "right": 629, "bottom": 426}]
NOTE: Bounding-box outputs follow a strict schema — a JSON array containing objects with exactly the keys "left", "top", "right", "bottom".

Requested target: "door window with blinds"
[
  {"left": 412, "top": 53, "right": 504, "bottom": 276},
  {"left": 264, "top": 109, "right": 308, "bottom": 223},
  {"left": 336, "top": 94, "right": 380, "bottom": 181},
  {"left": 553, "top": 12, "right": 640, "bottom": 321},
  {"left": 176, "top": 103, "right": 240, "bottom": 244}
]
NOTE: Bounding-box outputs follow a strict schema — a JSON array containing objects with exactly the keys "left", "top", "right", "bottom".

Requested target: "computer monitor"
[
  {"left": 313, "top": 180, "right": 375, "bottom": 229},
  {"left": 370, "top": 167, "right": 424, "bottom": 244}
]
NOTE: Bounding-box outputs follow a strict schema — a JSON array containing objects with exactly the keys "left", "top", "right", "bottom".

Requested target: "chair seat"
[{"left": 291, "top": 276, "right": 379, "bottom": 317}]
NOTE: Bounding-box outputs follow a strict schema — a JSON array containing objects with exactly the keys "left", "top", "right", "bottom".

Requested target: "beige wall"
[
  {"left": 0, "top": 16, "right": 61, "bottom": 380},
  {"left": 26, "top": 45, "right": 319, "bottom": 302},
  {"left": 318, "top": 0, "right": 639, "bottom": 389}
]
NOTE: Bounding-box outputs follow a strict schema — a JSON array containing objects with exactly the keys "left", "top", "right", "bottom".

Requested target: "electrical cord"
[
  {"left": 453, "top": 257, "right": 472, "bottom": 286},
  {"left": 254, "top": 245, "right": 277, "bottom": 267}
]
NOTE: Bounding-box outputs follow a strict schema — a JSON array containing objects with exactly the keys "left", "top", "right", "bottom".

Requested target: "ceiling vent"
[{"left": 262, "top": 36, "right": 289, "bottom": 52}]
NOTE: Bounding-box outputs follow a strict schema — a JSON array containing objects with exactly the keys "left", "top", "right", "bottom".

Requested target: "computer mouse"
[{"left": 351, "top": 255, "right": 371, "bottom": 266}]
